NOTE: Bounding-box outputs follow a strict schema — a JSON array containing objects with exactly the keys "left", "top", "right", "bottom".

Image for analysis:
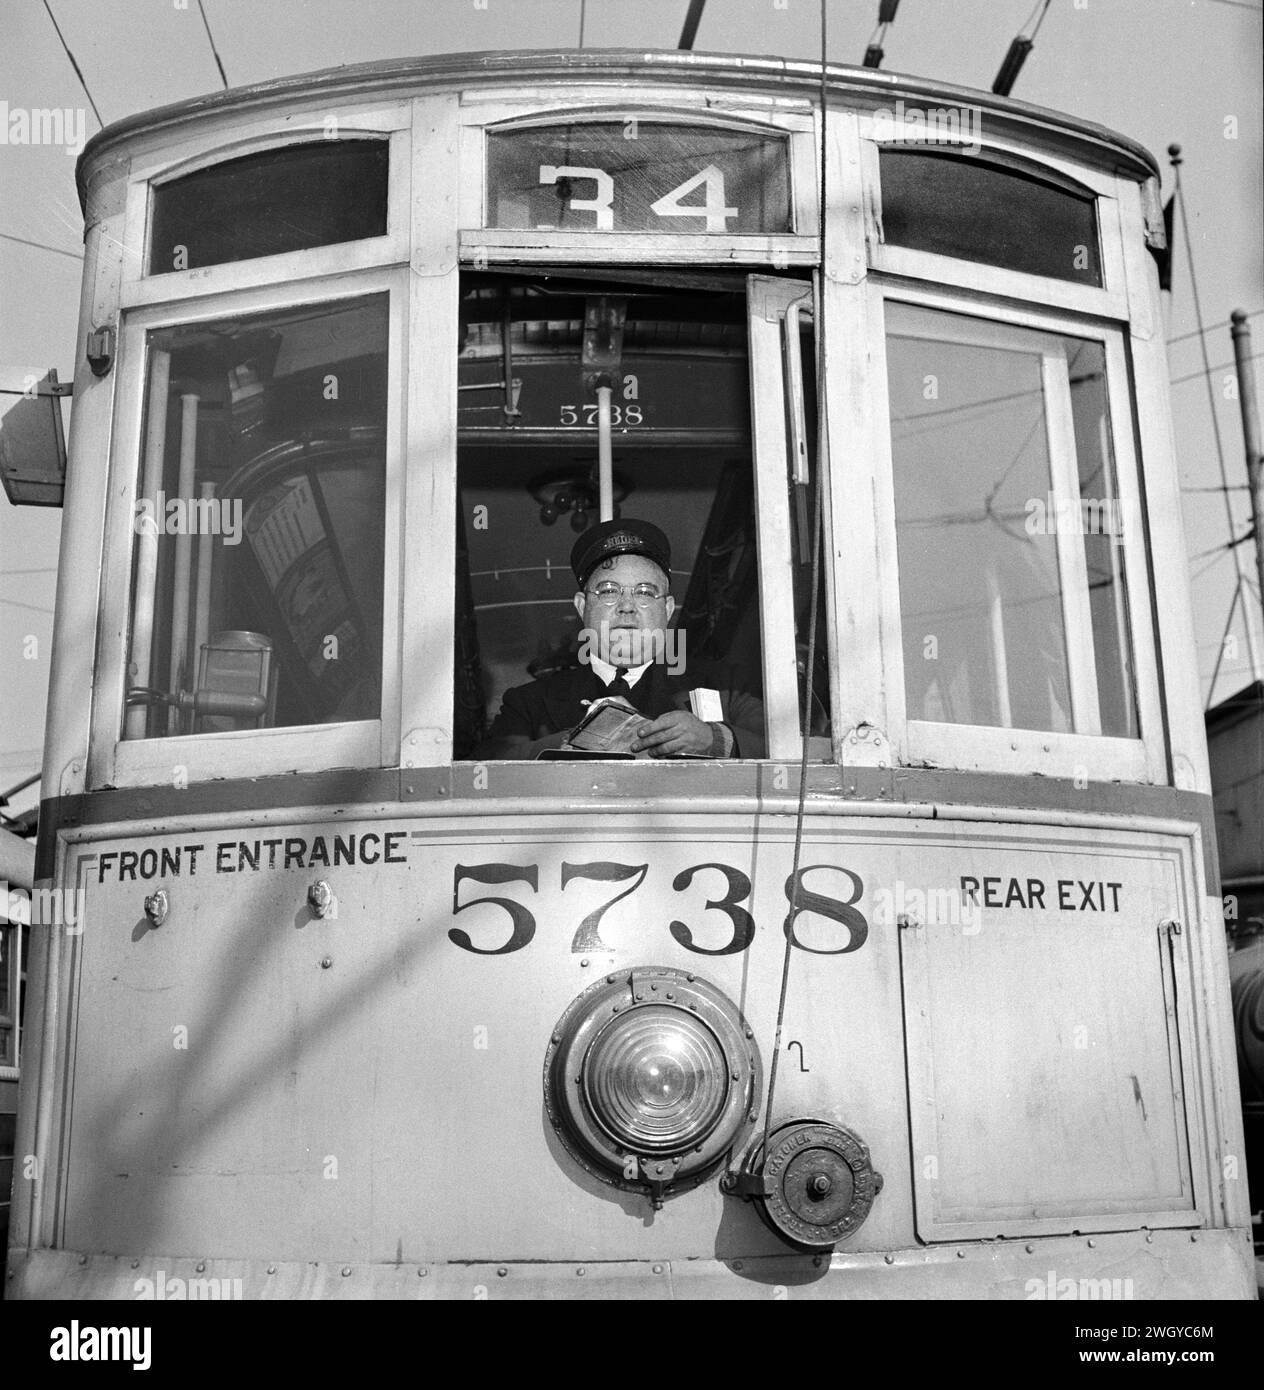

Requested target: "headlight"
[{"left": 545, "top": 968, "right": 761, "bottom": 1203}]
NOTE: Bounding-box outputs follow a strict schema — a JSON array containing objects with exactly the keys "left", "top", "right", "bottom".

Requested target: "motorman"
[{"left": 475, "top": 519, "right": 764, "bottom": 759}]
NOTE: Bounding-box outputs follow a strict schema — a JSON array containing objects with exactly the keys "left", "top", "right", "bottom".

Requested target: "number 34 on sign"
[{"left": 539, "top": 163, "right": 739, "bottom": 232}]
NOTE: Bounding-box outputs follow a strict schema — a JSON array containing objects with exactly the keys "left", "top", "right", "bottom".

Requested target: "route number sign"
[{"left": 485, "top": 121, "right": 791, "bottom": 235}]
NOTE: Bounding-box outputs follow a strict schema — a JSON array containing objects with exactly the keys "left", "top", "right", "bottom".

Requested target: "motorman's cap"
[{"left": 571, "top": 519, "right": 671, "bottom": 588}]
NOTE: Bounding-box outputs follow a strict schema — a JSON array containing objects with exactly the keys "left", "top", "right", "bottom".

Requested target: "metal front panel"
[
  {"left": 52, "top": 808, "right": 1205, "bottom": 1265},
  {"left": 10, "top": 1225, "right": 1256, "bottom": 1301},
  {"left": 54, "top": 811, "right": 904, "bottom": 1263},
  {"left": 900, "top": 833, "right": 1201, "bottom": 1240}
]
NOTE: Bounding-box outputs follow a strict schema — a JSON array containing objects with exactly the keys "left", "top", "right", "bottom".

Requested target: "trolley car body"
[{"left": 4, "top": 50, "right": 1253, "bottom": 1299}]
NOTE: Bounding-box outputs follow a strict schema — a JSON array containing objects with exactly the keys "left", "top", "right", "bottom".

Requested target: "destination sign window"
[
  {"left": 485, "top": 123, "right": 791, "bottom": 235},
  {"left": 123, "top": 295, "right": 388, "bottom": 740}
]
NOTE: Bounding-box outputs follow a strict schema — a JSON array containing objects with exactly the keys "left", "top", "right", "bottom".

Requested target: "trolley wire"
[
  {"left": 196, "top": 0, "right": 230, "bottom": 90},
  {"left": 1188, "top": 529, "right": 1255, "bottom": 563},
  {"left": 1191, "top": 550, "right": 1231, "bottom": 583},
  {"left": 756, "top": 0, "right": 831, "bottom": 1183},
  {"left": 0, "top": 597, "right": 56, "bottom": 616},
  {"left": 0, "top": 231, "right": 82, "bottom": 262},
  {"left": 1170, "top": 350, "right": 1263, "bottom": 388},
  {"left": 41, "top": 0, "right": 103, "bottom": 129},
  {"left": 1172, "top": 149, "right": 1261, "bottom": 686},
  {"left": 1022, "top": 0, "right": 1055, "bottom": 39},
  {"left": 1167, "top": 310, "right": 1261, "bottom": 347}
]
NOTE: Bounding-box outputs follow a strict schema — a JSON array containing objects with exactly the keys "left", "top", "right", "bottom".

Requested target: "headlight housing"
[{"left": 545, "top": 967, "right": 761, "bottom": 1204}]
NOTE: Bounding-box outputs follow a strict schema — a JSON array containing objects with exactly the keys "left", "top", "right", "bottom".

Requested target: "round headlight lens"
[
  {"left": 584, "top": 1007, "right": 728, "bottom": 1152},
  {"left": 544, "top": 968, "right": 761, "bottom": 1197}
]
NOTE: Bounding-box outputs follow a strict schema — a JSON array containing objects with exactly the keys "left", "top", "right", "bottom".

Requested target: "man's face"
[{"left": 574, "top": 553, "right": 675, "bottom": 667}]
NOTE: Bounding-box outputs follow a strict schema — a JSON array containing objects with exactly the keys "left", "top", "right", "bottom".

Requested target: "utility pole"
[{"left": 1231, "top": 309, "right": 1264, "bottom": 639}]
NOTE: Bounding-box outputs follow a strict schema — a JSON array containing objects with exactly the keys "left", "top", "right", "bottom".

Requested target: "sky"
[{"left": 1, "top": 0, "right": 1261, "bottom": 820}]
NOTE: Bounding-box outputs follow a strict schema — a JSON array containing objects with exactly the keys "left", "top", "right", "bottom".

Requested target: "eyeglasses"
[{"left": 586, "top": 582, "right": 666, "bottom": 606}]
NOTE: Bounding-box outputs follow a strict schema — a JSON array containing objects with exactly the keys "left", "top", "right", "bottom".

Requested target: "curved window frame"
[
  {"left": 875, "top": 144, "right": 1105, "bottom": 289},
  {"left": 120, "top": 105, "right": 413, "bottom": 309},
  {"left": 860, "top": 121, "right": 1132, "bottom": 321}
]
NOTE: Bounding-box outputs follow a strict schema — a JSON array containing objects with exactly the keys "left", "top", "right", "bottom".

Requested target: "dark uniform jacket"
[{"left": 477, "top": 662, "right": 765, "bottom": 759}]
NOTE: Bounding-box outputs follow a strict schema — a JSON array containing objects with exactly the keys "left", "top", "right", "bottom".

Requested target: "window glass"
[
  {"left": 453, "top": 275, "right": 825, "bottom": 761},
  {"left": 887, "top": 301, "right": 1137, "bottom": 737},
  {"left": 125, "top": 296, "right": 388, "bottom": 739},
  {"left": 148, "top": 141, "right": 389, "bottom": 273},
  {"left": 486, "top": 123, "right": 790, "bottom": 235},
  {"left": 879, "top": 149, "right": 1101, "bottom": 287}
]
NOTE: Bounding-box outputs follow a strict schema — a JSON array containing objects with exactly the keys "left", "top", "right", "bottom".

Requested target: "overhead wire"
[
  {"left": 41, "top": 0, "right": 103, "bottom": 128},
  {"left": 1172, "top": 149, "right": 1262, "bottom": 685},
  {"left": 0, "top": 597, "right": 56, "bottom": 616},
  {"left": 1170, "top": 351, "right": 1262, "bottom": 387},
  {"left": 1023, "top": 0, "right": 1055, "bottom": 39},
  {"left": 0, "top": 231, "right": 82, "bottom": 261},
  {"left": 196, "top": 0, "right": 230, "bottom": 89},
  {"left": 1167, "top": 310, "right": 1260, "bottom": 347},
  {"left": 754, "top": 0, "right": 831, "bottom": 1186}
]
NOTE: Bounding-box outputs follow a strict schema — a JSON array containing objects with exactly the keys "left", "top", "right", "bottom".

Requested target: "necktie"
[{"left": 607, "top": 666, "right": 632, "bottom": 699}]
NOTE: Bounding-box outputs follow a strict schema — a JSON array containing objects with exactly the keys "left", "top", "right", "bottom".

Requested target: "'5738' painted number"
[{"left": 449, "top": 861, "right": 867, "bottom": 956}]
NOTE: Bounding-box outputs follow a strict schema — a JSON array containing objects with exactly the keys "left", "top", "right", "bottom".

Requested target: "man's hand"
[{"left": 631, "top": 710, "right": 716, "bottom": 757}]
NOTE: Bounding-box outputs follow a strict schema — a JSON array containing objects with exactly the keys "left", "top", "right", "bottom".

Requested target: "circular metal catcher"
[
  {"left": 749, "top": 1120, "right": 882, "bottom": 1250},
  {"left": 544, "top": 967, "right": 761, "bottom": 1200}
]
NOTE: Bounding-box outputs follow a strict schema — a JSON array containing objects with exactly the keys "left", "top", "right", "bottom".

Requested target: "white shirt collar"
[{"left": 588, "top": 654, "right": 652, "bottom": 689}]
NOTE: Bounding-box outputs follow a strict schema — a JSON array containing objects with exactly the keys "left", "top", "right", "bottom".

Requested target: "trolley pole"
[{"left": 1230, "top": 309, "right": 1264, "bottom": 630}]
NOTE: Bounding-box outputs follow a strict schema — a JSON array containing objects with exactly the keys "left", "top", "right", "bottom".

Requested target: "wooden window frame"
[
  {"left": 868, "top": 282, "right": 1166, "bottom": 782},
  {"left": 859, "top": 119, "right": 1132, "bottom": 322},
  {"left": 86, "top": 270, "right": 410, "bottom": 791},
  {"left": 121, "top": 103, "right": 412, "bottom": 309}
]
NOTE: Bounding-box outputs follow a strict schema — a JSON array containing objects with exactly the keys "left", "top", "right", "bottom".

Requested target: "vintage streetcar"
[{"left": 2, "top": 49, "right": 1254, "bottom": 1300}]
